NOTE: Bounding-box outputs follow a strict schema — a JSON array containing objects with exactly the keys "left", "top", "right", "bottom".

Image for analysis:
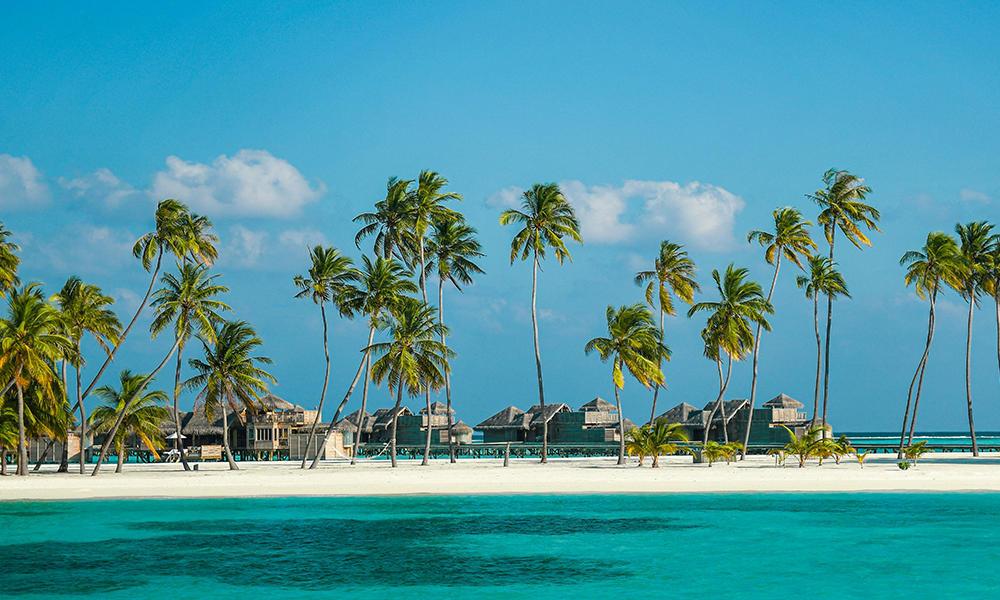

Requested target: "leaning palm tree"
[
  {"left": 0, "top": 220, "right": 21, "bottom": 295},
  {"left": 50, "top": 277, "right": 122, "bottom": 473},
  {"left": 293, "top": 246, "right": 360, "bottom": 469},
  {"left": 896, "top": 232, "right": 962, "bottom": 457},
  {"left": 585, "top": 303, "right": 669, "bottom": 464},
  {"left": 688, "top": 265, "right": 773, "bottom": 444},
  {"left": 354, "top": 177, "right": 416, "bottom": 261},
  {"left": 0, "top": 284, "right": 75, "bottom": 475},
  {"left": 426, "top": 216, "right": 484, "bottom": 463},
  {"left": 796, "top": 256, "right": 850, "bottom": 430},
  {"left": 311, "top": 255, "right": 417, "bottom": 469},
  {"left": 150, "top": 263, "right": 231, "bottom": 470},
  {"left": 808, "top": 169, "right": 879, "bottom": 428},
  {"left": 367, "top": 299, "right": 451, "bottom": 468},
  {"left": 499, "top": 183, "right": 582, "bottom": 462},
  {"left": 88, "top": 370, "right": 170, "bottom": 473},
  {"left": 634, "top": 240, "right": 699, "bottom": 424},
  {"left": 744, "top": 208, "right": 815, "bottom": 447},
  {"left": 955, "top": 221, "right": 996, "bottom": 456},
  {"left": 184, "top": 320, "right": 276, "bottom": 470}
]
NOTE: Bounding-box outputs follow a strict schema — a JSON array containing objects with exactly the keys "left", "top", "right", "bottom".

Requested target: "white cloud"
[
  {"left": 225, "top": 225, "right": 269, "bottom": 268},
  {"left": 485, "top": 186, "right": 524, "bottom": 209},
  {"left": 0, "top": 154, "right": 49, "bottom": 208},
  {"left": 31, "top": 225, "right": 136, "bottom": 274},
  {"left": 148, "top": 149, "right": 326, "bottom": 218},
  {"left": 960, "top": 188, "right": 990, "bottom": 203},
  {"left": 558, "top": 179, "right": 745, "bottom": 251},
  {"left": 278, "top": 228, "right": 330, "bottom": 249},
  {"left": 59, "top": 167, "right": 146, "bottom": 209}
]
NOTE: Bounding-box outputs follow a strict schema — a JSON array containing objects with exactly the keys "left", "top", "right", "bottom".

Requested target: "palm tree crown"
[
  {"left": 0, "top": 220, "right": 21, "bottom": 295},
  {"left": 808, "top": 169, "right": 880, "bottom": 249},
  {"left": 901, "top": 232, "right": 963, "bottom": 299},
  {"left": 747, "top": 207, "right": 817, "bottom": 270},
  {"left": 354, "top": 177, "right": 416, "bottom": 261},
  {"left": 500, "top": 183, "right": 582, "bottom": 264},
  {"left": 955, "top": 221, "right": 997, "bottom": 302},
  {"left": 585, "top": 304, "right": 669, "bottom": 391},
  {"left": 688, "top": 264, "right": 773, "bottom": 360},
  {"left": 51, "top": 277, "right": 121, "bottom": 355},
  {"left": 293, "top": 246, "right": 360, "bottom": 314},
  {"left": 796, "top": 256, "right": 851, "bottom": 301},
  {"left": 185, "top": 320, "right": 276, "bottom": 419},
  {"left": 426, "top": 217, "right": 485, "bottom": 291},
  {"left": 150, "top": 263, "right": 231, "bottom": 347},
  {"left": 634, "top": 240, "right": 700, "bottom": 317},
  {"left": 368, "top": 299, "right": 452, "bottom": 399},
  {"left": 89, "top": 369, "right": 170, "bottom": 464}
]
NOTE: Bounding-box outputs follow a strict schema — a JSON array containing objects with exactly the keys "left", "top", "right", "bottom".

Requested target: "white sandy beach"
[{"left": 2, "top": 454, "right": 1000, "bottom": 501}]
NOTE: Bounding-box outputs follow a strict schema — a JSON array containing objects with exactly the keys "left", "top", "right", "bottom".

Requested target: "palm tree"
[
  {"left": 88, "top": 370, "right": 170, "bottom": 473},
  {"left": 796, "top": 256, "right": 850, "bottom": 430},
  {"left": 984, "top": 244, "right": 1000, "bottom": 417},
  {"left": 696, "top": 441, "right": 729, "bottom": 466},
  {"left": 896, "top": 232, "right": 962, "bottom": 457},
  {"left": 955, "top": 221, "right": 996, "bottom": 456},
  {"left": 585, "top": 303, "right": 669, "bottom": 464},
  {"left": 426, "top": 216, "right": 484, "bottom": 463},
  {"left": 311, "top": 255, "right": 417, "bottom": 469},
  {"left": 184, "top": 320, "right": 276, "bottom": 470},
  {"left": 0, "top": 220, "right": 21, "bottom": 294},
  {"left": 781, "top": 424, "right": 826, "bottom": 468},
  {"left": 626, "top": 420, "right": 690, "bottom": 467},
  {"left": 744, "top": 208, "right": 815, "bottom": 447},
  {"left": 633, "top": 241, "right": 699, "bottom": 424},
  {"left": 293, "top": 246, "right": 360, "bottom": 469},
  {"left": 81, "top": 200, "right": 215, "bottom": 409},
  {"left": 50, "top": 277, "right": 122, "bottom": 474},
  {"left": 354, "top": 177, "right": 416, "bottom": 261},
  {"left": 0, "top": 380, "right": 69, "bottom": 474},
  {"left": 499, "top": 183, "right": 582, "bottom": 462},
  {"left": 688, "top": 265, "right": 773, "bottom": 444},
  {"left": 808, "top": 169, "right": 879, "bottom": 428},
  {"left": 0, "top": 284, "right": 74, "bottom": 475},
  {"left": 150, "top": 263, "right": 231, "bottom": 470},
  {"left": 367, "top": 299, "right": 451, "bottom": 468}
]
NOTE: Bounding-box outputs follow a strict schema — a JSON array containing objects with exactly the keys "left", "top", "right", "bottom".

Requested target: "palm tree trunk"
[
  {"left": 703, "top": 356, "right": 732, "bottom": 444},
  {"left": 33, "top": 439, "right": 54, "bottom": 471},
  {"left": 390, "top": 385, "right": 403, "bottom": 468},
  {"left": 17, "top": 383, "right": 27, "bottom": 476},
  {"left": 301, "top": 300, "right": 331, "bottom": 469},
  {"left": 76, "top": 363, "right": 87, "bottom": 474},
  {"left": 965, "top": 294, "right": 979, "bottom": 456},
  {"left": 907, "top": 352, "right": 931, "bottom": 446},
  {"left": 0, "top": 448, "right": 6, "bottom": 475},
  {"left": 91, "top": 335, "right": 181, "bottom": 475},
  {"left": 898, "top": 289, "right": 936, "bottom": 457},
  {"left": 531, "top": 251, "right": 547, "bottom": 463},
  {"left": 222, "top": 399, "right": 238, "bottom": 470},
  {"left": 439, "top": 277, "right": 456, "bottom": 463},
  {"left": 418, "top": 236, "right": 435, "bottom": 467},
  {"left": 822, "top": 233, "right": 835, "bottom": 430},
  {"left": 172, "top": 344, "right": 191, "bottom": 471},
  {"left": 649, "top": 308, "right": 664, "bottom": 426},
  {"left": 349, "top": 352, "right": 372, "bottom": 466},
  {"left": 745, "top": 255, "right": 780, "bottom": 449},
  {"left": 116, "top": 438, "right": 125, "bottom": 473},
  {"left": 812, "top": 293, "right": 821, "bottom": 424},
  {"left": 719, "top": 355, "right": 732, "bottom": 444},
  {"left": 57, "top": 360, "right": 70, "bottom": 472},
  {"left": 310, "top": 330, "right": 374, "bottom": 469},
  {"left": 614, "top": 379, "right": 626, "bottom": 465}
]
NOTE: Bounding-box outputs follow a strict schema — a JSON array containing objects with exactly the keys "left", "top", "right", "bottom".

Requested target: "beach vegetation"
[
  {"left": 697, "top": 440, "right": 730, "bottom": 466},
  {"left": 854, "top": 448, "right": 870, "bottom": 468},
  {"left": 904, "top": 440, "right": 930, "bottom": 465},
  {"left": 898, "top": 461, "right": 912, "bottom": 470},
  {"left": 780, "top": 424, "right": 826, "bottom": 468},
  {"left": 625, "top": 419, "right": 690, "bottom": 467},
  {"left": 88, "top": 369, "right": 169, "bottom": 473}
]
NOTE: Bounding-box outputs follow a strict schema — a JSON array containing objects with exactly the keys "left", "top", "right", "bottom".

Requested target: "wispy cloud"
[
  {"left": 0, "top": 154, "right": 50, "bottom": 209},
  {"left": 960, "top": 188, "right": 990, "bottom": 203}
]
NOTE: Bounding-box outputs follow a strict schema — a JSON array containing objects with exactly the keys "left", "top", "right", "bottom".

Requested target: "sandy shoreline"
[{"left": 2, "top": 454, "right": 1000, "bottom": 501}]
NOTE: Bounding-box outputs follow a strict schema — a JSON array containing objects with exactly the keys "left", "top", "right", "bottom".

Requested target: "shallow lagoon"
[{"left": 2, "top": 493, "right": 999, "bottom": 599}]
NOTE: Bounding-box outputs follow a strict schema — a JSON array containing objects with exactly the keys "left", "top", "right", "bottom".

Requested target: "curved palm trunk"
[
  {"left": 822, "top": 234, "right": 835, "bottom": 430},
  {"left": 898, "top": 289, "right": 936, "bottom": 457},
  {"left": 222, "top": 400, "right": 238, "bottom": 470},
  {"left": 745, "top": 255, "right": 780, "bottom": 449},
  {"left": 301, "top": 301, "right": 331, "bottom": 469},
  {"left": 115, "top": 437, "right": 125, "bottom": 473},
  {"left": 349, "top": 353, "right": 372, "bottom": 466},
  {"left": 719, "top": 356, "right": 732, "bottom": 444},
  {"left": 91, "top": 335, "right": 181, "bottom": 476},
  {"left": 614, "top": 380, "right": 626, "bottom": 465},
  {"left": 907, "top": 353, "right": 931, "bottom": 446},
  {"left": 419, "top": 236, "right": 435, "bottom": 467},
  {"left": 57, "top": 360, "right": 71, "bottom": 472},
  {"left": 0, "top": 448, "right": 6, "bottom": 475},
  {"left": 965, "top": 294, "right": 979, "bottom": 456},
  {"left": 810, "top": 293, "right": 821, "bottom": 424},
  {"left": 648, "top": 308, "right": 664, "bottom": 426},
  {"left": 531, "top": 251, "right": 548, "bottom": 463},
  {"left": 317, "top": 326, "right": 374, "bottom": 469},
  {"left": 76, "top": 363, "right": 89, "bottom": 474},
  {"left": 439, "top": 278, "right": 456, "bottom": 463},
  {"left": 390, "top": 385, "right": 403, "bottom": 468},
  {"left": 34, "top": 439, "right": 55, "bottom": 471},
  {"left": 172, "top": 344, "right": 191, "bottom": 471},
  {"left": 16, "top": 383, "right": 26, "bottom": 476},
  {"left": 703, "top": 356, "right": 733, "bottom": 444}
]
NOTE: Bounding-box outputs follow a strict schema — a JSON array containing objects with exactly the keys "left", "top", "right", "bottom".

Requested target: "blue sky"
[{"left": 2, "top": 1, "right": 1000, "bottom": 432}]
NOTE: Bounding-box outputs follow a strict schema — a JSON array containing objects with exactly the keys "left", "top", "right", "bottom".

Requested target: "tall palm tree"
[
  {"left": 585, "top": 303, "right": 669, "bottom": 464},
  {"left": 81, "top": 200, "right": 215, "bottom": 408},
  {"left": 311, "top": 256, "right": 417, "bottom": 469},
  {"left": 426, "top": 216, "right": 484, "bottom": 463},
  {"left": 896, "top": 233, "right": 962, "bottom": 457},
  {"left": 88, "top": 370, "right": 169, "bottom": 473},
  {"left": 150, "top": 263, "right": 231, "bottom": 470},
  {"left": 955, "top": 221, "right": 996, "bottom": 456},
  {"left": 796, "top": 255, "right": 850, "bottom": 429},
  {"left": 499, "top": 183, "right": 582, "bottom": 462},
  {"left": 808, "top": 169, "right": 879, "bottom": 428},
  {"left": 354, "top": 177, "right": 416, "bottom": 261},
  {"left": 50, "top": 277, "right": 122, "bottom": 474},
  {"left": 744, "top": 208, "right": 815, "bottom": 447},
  {"left": 294, "top": 246, "right": 360, "bottom": 468},
  {"left": 0, "top": 284, "right": 75, "bottom": 475},
  {"left": 0, "top": 220, "right": 21, "bottom": 295},
  {"left": 633, "top": 240, "right": 699, "bottom": 425},
  {"left": 0, "top": 380, "right": 69, "bottom": 474},
  {"left": 688, "top": 265, "right": 773, "bottom": 444},
  {"left": 984, "top": 244, "right": 1000, "bottom": 416},
  {"left": 367, "top": 299, "right": 451, "bottom": 468},
  {"left": 184, "top": 320, "right": 276, "bottom": 470}
]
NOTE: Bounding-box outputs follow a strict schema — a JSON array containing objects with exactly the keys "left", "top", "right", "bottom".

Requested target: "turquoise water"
[
  {"left": 846, "top": 431, "right": 1000, "bottom": 446},
  {"left": 3, "top": 493, "right": 1000, "bottom": 599}
]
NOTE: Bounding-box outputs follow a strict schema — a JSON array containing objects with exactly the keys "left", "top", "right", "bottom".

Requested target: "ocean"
[{"left": 2, "top": 493, "right": 999, "bottom": 599}]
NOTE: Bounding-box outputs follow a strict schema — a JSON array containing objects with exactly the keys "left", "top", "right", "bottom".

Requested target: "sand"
[{"left": 2, "top": 453, "right": 1000, "bottom": 501}]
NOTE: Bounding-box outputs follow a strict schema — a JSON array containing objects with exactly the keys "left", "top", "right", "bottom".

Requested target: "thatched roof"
[
  {"left": 658, "top": 402, "right": 698, "bottom": 424},
  {"left": 474, "top": 405, "right": 529, "bottom": 430},
  {"left": 579, "top": 397, "right": 616, "bottom": 412},
  {"left": 182, "top": 405, "right": 239, "bottom": 436},
  {"left": 452, "top": 420, "right": 473, "bottom": 434},
  {"left": 159, "top": 407, "right": 191, "bottom": 436},
  {"left": 527, "top": 403, "right": 571, "bottom": 426},
  {"left": 256, "top": 393, "right": 296, "bottom": 411},
  {"left": 335, "top": 409, "right": 375, "bottom": 433},
  {"left": 419, "top": 401, "right": 454, "bottom": 415},
  {"left": 371, "top": 406, "right": 412, "bottom": 430},
  {"left": 763, "top": 393, "right": 804, "bottom": 409}
]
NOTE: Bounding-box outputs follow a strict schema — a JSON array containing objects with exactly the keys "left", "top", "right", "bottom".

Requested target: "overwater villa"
[
  {"left": 657, "top": 393, "right": 818, "bottom": 445},
  {"left": 474, "top": 398, "right": 635, "bottom": 444},
  {"left": 337, "top": 402, "right": 472, "bottom": 447}
]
